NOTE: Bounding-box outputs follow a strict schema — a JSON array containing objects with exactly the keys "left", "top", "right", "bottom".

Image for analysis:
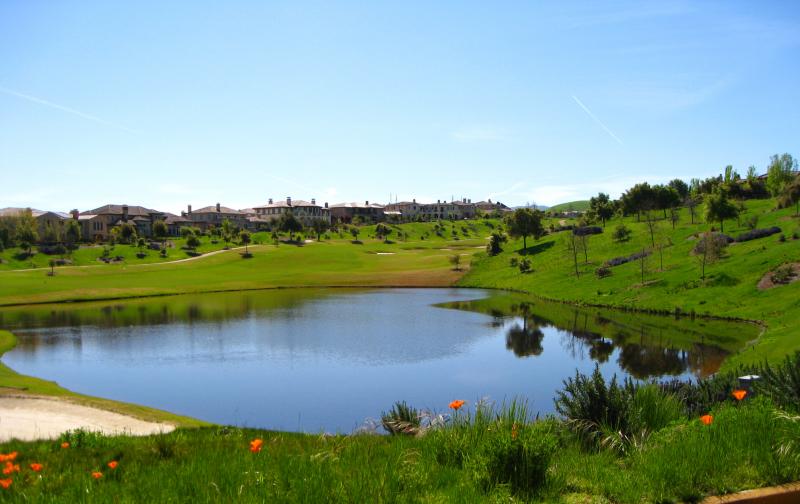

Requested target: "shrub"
[
  {"left": 756, "top": 351, "right": 800, "bottom": 412},
  {"left": 518, "top": 258, "right": 531, "bottom": 273},
  {"left": 734, "top": 226, "right": 781, "bottom": 243},
  {"left": 381, "top": 401, "right": 420, "bottom": 436},
  {"left": 611, "top": 224, "right": 632, "bottom": 243},
  {"left": 779, "top": 234, "right": 787, "bottom": 242},
  {"left": 771, "top": 264, "right": 795, "bottom": 284},
  {"left": 486, "top": 232, "right": 507, "bottom": 256},
  {"left": 509, "top": 257, "right": 519, "bottom": 267},
  {"left": 595, "top": 266, "right": 612, "bottom": 278},
  {"left": 604, "top": 250, "right": 649, "bottom": 268},
  {"left": 744, "top": 214, "right": 759, "bottom": 230},
  {"left": 573, "top": 226, "right": 602, "bottom": 236}
]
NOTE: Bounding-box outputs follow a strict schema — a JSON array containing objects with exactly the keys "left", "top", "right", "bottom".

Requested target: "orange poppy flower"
[
  {"left": 60, "top": 442, "right": 70, "bottom": 449},
  {"left": 700, "top": 414, "right": 713, "bottom": 426},
  {"left": 0, "top": 479, "right": 11, "bottom": 489},
  {"left": 91, "top": 471, "right": 103, "bottom": 480},
  {"left": 107, "top": 461, "right": 118, "bottom": 470},
  {"left": 0, "top": 452, "right": 18, "bottom": 463},
  {"left": 249, "top": 439, "right": 264, "bottom": 453},
  {"left": 2, "top": 463, "right": 19, "bottom": 475},
  {"left": 449, "top": 400, "right": 465, "bottom": 411},
  {"left": 511, "top": 423, "right": 519, "bottom": 441},
  {"left": 30, "top": 463, "right": 43, "bottom": 472},
  {"left": 732, "top": 389, "right": 747, "bottom": 401}
]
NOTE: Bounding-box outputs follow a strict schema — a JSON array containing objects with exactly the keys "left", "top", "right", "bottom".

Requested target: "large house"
[
  {"left": 185, "top": 203, "right": 249, "bottom": 231},
  {"left": 252, "top": 197, "right": 330, "bottom": 226},
  {"left": 78, "top": 204, "right": 166, "bottom": 241},
  {"left": 384, "top": 199, "right": 478, "bottom": 221},
  {"left": 0, "top": 207, "right": 71, "bottom": 243},
  {"left": 328, "top": 201, "right": 385, "bottom": 224}
]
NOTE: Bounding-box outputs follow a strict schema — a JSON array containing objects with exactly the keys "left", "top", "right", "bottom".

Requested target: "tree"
[
  {"left": 703, "top": 191, "right": 738, "bottom": 233},
  {"left": 43, "top": 221, "right": 61, "bottom": 245},
  {"left": 118, "top": 222, "right": 137, "bottom": 244},
  {"left": 186, "top": 233, "right": 201, "bottom": 251},
  {"left": 669, "top": 206, "right": 680, "bottom": 230},
  {"left": 449, "top": 254, "right": 461, "bottom": 271},
  {"left": 278, "top": 213, "right": 303, "bottom": 242},
  {"left": 685, "top": 195, "right": 700, "bottom": 224},
  {"left": 620, "top": 183, "right": 657, "bottom": 221},
  {"left": 644, "top": 211, "right": 659, "bottom": 247},
  {"left": 486, "top": 232, "right": 507, "bottom": 256},
  {"left": 375, "top": 223, "right": 393, "bottom": 242},
  {"left": 152, "top": 220, "right": 168, "bottom": 251},
  {"left": 180, "top": 226, "right": 195, "bottom": 240},
  {"left": 15, "top": 209, "right": 38, "bottom": 256},
  {"left": 654, "top": 185, "right": 681, "bottom": 218},
  {"left": 564, "top": 233, "right": 581, "bottom": 277},
  {"left": 65, "top": 220, "right": 81, "bottom": 250},
  {"left": 693, "top": 232, "right": 728, "bottom": 280},
  {"left": 311, "top": 219, "right": 329, "bottom": 241},
  {"left": 766, "top": 153, "right": 797, "bottom": 197},
  {"left": 504, "top": 208, "right": 545, "bottom": 252},
  {"left": 349, "top": 226, "right": 361, "bottom": 242},
  {"left": 221, "top": 219, "right": 233, "bottom": 247},
  {"left": 611, "top": 223, "right": 631, "bottom": 243},
  {"left": 589, "top": 193, "right": 615, "bottom": 227},
  {"left": 778, "top": 174, "right": 800, "bottom": 216},
  {"left": 668, "top": 179, "right": 689, "bottom": 200},
  {"left": 239, "top": 230, "right": 251, "bottom": 255}
]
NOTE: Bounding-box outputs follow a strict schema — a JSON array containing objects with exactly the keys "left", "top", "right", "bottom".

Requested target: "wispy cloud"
[
  {"left": 0, "top": 85, "right": 140, "bottom": 135},
  {"left": 571, "top": 95, "right": 624, "bottom": 145}
]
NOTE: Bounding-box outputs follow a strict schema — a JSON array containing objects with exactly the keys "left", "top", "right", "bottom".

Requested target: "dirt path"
[{"left": 0, "top": 396, "right": 175, "bottom": 441}]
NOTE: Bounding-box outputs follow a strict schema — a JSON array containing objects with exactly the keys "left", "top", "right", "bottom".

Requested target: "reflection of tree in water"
[
  {"left": 505, "top": 320, "right": 544, "bottom": 357},
  {"left": 617, "top": 345, "right": 688, "bottom": 379}
]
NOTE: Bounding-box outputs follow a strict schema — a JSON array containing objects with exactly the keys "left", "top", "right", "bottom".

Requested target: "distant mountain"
[{"left": 547, "top": 200, "right": 590, "bottom": 212}]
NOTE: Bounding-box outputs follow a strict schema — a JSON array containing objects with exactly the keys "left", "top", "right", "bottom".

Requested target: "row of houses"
[{"left": 0, "top": 197, "right": 510, "bottom": 242}]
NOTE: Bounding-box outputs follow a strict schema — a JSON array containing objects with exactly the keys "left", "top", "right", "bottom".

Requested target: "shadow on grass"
[{"left": 518, "top": 241, "right": 554, "bottom": 256}]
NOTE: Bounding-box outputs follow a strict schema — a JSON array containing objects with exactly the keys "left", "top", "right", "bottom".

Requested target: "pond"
[{"left": 0, "top": 288, "right": 756, "bottom": 433}]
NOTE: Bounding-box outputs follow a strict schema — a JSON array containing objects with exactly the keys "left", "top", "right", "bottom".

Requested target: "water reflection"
[
  {"left": 443, "top": 297, "right": 751, "bottom": 379},
  {"left": 0, "top": 289, "right": 758, "bottom": 431}
]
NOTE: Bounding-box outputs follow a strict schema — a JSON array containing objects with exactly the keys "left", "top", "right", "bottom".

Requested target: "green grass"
[
  {"left": 0, "top": 398, "right": 795, "bottom": 503},
  {"left": 548, "top": 200, "right": 591, "bottom": 212},
  {"left": 459, "top": 198, "right": 800, "bottom": 369}
]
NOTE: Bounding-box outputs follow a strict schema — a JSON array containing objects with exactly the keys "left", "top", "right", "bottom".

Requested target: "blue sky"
[{"left": 1, "top": 1, "right": 798, "bottom": 213}]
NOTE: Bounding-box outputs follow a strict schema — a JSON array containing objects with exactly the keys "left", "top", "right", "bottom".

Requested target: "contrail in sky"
[
  {"left": 571, "top": 95, "right": 624, "bottom": 145},
  {"left": 0, "top": 85, "right": 139, "bottom": 135}
]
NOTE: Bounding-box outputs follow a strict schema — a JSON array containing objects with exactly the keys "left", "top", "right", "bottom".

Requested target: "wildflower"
[
  {"left": 511, "top": 422, "right": 519, "bottom": 440},
  {"left": 449, "top": 400, "right": 465, "bottom": 411},
  {"left": 249, "top": 439, "right": 263, "bottom": 453},
  {"left": 0, "top": 479, "right": 11, "bottom": 489},
  {"left": 107, "top": 461, "right": 118, "bottom": 470},
  {"left": 732, "top": 389, "right": 747, "bottom": 401},
  {"left": 700, "top": 414, "right": 713, "bottom": 426},
  {"left": 91, "top": 471, "right": 103, "bottom": 480},
  {"left": 0, "top": 452, "right": 17, "bottom": 463},
  {"left": 30, "top": 463, "right": 43, "bottom": 472},
  {"left": 60, "top": 442, "right": 70, "bottom": 449},
  {"left": 2, "top": 463, "right": 19, "bottom": 475}
]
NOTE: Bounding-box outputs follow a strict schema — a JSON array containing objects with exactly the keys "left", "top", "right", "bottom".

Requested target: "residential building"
[
  {"left": 163, "top": 213, "right": 192, "bottom": 237},
  {"left": 329, "top": 201, "right": 385, "bottom": 224},
  {"left": 185, "top": 203, "right": 249, "bottom": 231},
  {"left": 384, "top": 199, "right": 477, "bottom": 221},
  {"left": 0, "top": 207, "right": 71, "bottom": 243},
  {"left": 252, "top": 197, "right": 330, "bottom": 226},
  {"left": 78, "top": 204, "right": 165, "bottom": 241}
]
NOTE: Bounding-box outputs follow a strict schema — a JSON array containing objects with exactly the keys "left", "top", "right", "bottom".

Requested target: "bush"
[
  {"left": 604, "top": 250, "right": 649, "bottom": 268},
  {"left": 573, "top": 226, "right": 602, "bottom": 236},
  {"left": 771, "top": 264, "right": 795, "bottom": 284},
  {"left": 756, "top": 351, "right": 800, "bottom": 412},
  {"left": 595, "top": 266, "right": 612, "bottom": 278},
  {"left": 734, "top": 226, "right": 781, "bottom": 243},
  {"left": 518, "top": 258, "right": 531, "bottom": 273},
  {"left": 611, "top": 224, "right": 632, "bottom": 243},
  {"left": 509, "top": 257, "right": 519, "bottom": 267},
  {"left": 779, "top": 234, "right": 787, "bottom": 242},
  {"left": 744, "top": 214, "right": 759, "bottom": 230},
  {"left": 381, "top": 401, "right": 420, "bottom": 436},
  {"left": 486, "top": 232, "right": 507, "bottom": 256}
]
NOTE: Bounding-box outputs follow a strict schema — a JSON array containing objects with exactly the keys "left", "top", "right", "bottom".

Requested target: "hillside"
[{"left": 547, "top": 200, "right": 590, "bottom": 212}]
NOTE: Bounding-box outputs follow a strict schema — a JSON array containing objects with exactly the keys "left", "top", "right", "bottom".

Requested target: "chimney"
[
  {"left": 412, "top": 198, "right": 416, "bottom": 203},
  {"left": 365, "top": 200, "right": 369, "bottom": 206},
  {"left": 437, "top": 199, "right": 440, "bottom": 204},
  {"left": 188, "top": 204, "right": 192, "bottom": 215},
  {"left": 181, "top": 211, "right": 186, "bottom": 217},
  {"left": 311, "top": 198, "right": 316, "bottom": 205},
  {"left": 71, "top": 209, "right": 79, "bottom": 220},
  {"left": 324, "top": 202, "right": 328, "bottom": 208},
  {"left": 122, "top": 204, "right": 129, "bottom": 221},
  {"left": 216, "top": 203, "right": 221, "bottom": 212},
  {"left": 488, "top": 198, "right": 492, "bottom": 204},
  {"left": 468, "top": 199, "right": 471, "bottom": 204},
  {"left": 268, "top": 198, "right": 273, "bottom": 204},
  {"left": 286, "top": 196, "right": 292, "bottom": 205}
]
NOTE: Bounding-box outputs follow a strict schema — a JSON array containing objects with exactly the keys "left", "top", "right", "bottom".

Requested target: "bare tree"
[
  {"left": 693, "top": 232, "right": 728, "bottom": 280},
  {"left": 564, "top": 233, "right": 581, "bottom": 277}
]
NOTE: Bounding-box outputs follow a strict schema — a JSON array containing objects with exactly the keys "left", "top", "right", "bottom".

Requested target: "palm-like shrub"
[
  {"left": 757, "top": 351, "right": 800, "bottom": 412},
  {"left": 381, "top": 401, "right": 420, "bottom": 436}
]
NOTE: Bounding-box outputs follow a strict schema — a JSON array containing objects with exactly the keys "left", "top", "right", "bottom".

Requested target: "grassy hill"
[
  {"left": 547, "top": 200, "right": 590, "bottom": 212},
  {"left": 459, "top": 198, "right": 800, "bottom": 368}
]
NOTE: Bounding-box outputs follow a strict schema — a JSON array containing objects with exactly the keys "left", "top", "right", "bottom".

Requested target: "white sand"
[{"left": 0, "top": 396, "right": 175, "bottom": 441}]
